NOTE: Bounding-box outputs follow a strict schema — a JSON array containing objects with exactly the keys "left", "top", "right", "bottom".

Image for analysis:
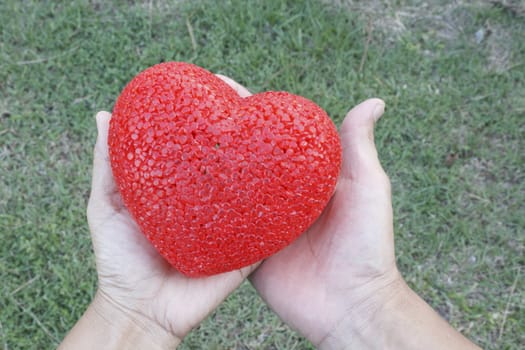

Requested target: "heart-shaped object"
[{"left": 108, "top": 62, "right": 341, "bottom": 277}]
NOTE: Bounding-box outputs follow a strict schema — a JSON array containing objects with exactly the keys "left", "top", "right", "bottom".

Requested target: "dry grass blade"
[
  {"left": 359, "top": 17, "right": 373, "bottom": 73},
  {"left": 10, "top": 296, "right": 60, "bottom": 344},
  {"left": 497, "top": 269, "right": 520, "bottom": 341},
  {"left": 186, "top": 18, "right": 197, "bottom": 52},
  {"left": 16, "top": 46, "right": 78, "bottom": 65},
  {"left": 9, "top": 276, "right": 39, "bottom": 296}
]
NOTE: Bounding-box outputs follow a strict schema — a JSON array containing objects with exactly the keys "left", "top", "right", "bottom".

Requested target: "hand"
[
  {"left": 220, "top": 76, "right": 479, "bottom": 350},
  {"left": 61, "top": 111, "right": 258, "bottom": 349},
  {"left": 250, "top": 98, "right": 404, "bottom": 346}
]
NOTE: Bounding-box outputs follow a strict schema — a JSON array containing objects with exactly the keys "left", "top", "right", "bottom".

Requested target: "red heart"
[{"left": 108, "top": 62, "right": 341, "bottom": 277}]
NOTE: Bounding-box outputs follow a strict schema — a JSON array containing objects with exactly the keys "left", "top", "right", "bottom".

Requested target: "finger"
[
  {"left": 89, "top": 111, "right": 117, "bottom": 207},
  {"left": 216, "top": 261, "right": 262, "bottom": 297},
  {"left": 215, "top": 74, "right": 252, "bottom": 97},
  {"left": 238, "top": 260, "right": 261, "bottom": 279},
  {"left": 339, "top": 98, "right": 387, "bottom": 182}
]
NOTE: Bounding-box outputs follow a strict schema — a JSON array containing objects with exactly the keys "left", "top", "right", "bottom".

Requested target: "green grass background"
[{"left": 1, "top": 0, "right": 523, "bottom": 348}]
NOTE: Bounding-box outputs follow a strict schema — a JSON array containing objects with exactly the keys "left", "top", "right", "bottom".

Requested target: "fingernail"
[
  {"left": 95, "top": 111, "right": 111, "bottom": 130},
  {"left": 372, "top": 102, "right": 385, "bottom": 122}
]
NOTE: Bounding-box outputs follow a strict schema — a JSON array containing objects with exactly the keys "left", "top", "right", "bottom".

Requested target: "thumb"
[
  {"left": 88, "top": 111, "right": 118, "bottom": 211},
  {"left": 215, "top": 74, "right": 252, "bottom": 97},
  {"left": 339, "top": 98, "right": 386, "bottom": 182}
]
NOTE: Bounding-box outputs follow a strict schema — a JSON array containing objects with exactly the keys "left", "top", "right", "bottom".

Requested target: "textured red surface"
[{"left": 109, "top": 62, "right": 342, "bottom": 277}]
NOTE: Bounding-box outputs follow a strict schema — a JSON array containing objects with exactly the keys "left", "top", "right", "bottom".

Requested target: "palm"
[{"left": 88, "top": 111, "right": 255, "bottom": 339}]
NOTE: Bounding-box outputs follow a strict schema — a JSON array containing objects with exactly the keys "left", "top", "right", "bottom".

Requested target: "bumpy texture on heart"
[{"left": 109, "top": 62, "right": 341, "bottom": 276}]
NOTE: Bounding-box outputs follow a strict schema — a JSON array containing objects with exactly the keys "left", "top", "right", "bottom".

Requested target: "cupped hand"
[
  {"left": 86, "top": 111, "right": 258, "bottom": 344},
  {"left": 217, "top": 76, "right": 402, "bottom": 347}
]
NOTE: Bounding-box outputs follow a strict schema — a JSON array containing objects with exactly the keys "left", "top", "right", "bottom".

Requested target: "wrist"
[
  {"left": 376, "top": 286, "right": 481, "bottom": 350},
  {"left": 319, "top": 278, "right": 480, "bottom": 350},
  {"left": 60, "top": 291, "right": 181, "bottom": 350},
  {"left": 91, "top": 291, "right": 182, "bottom": 349},
  {"left": 318, "top": 273, "right": 409, "bottom": 350}
]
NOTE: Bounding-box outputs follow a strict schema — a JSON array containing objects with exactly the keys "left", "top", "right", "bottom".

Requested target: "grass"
[{"left": 1, "top": 0, "right": 523, "bottom": 348}]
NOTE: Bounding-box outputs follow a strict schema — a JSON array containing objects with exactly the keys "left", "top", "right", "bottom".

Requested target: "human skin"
[{"left": 60, "top": 75, "right": 480, "bottom": 349}]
